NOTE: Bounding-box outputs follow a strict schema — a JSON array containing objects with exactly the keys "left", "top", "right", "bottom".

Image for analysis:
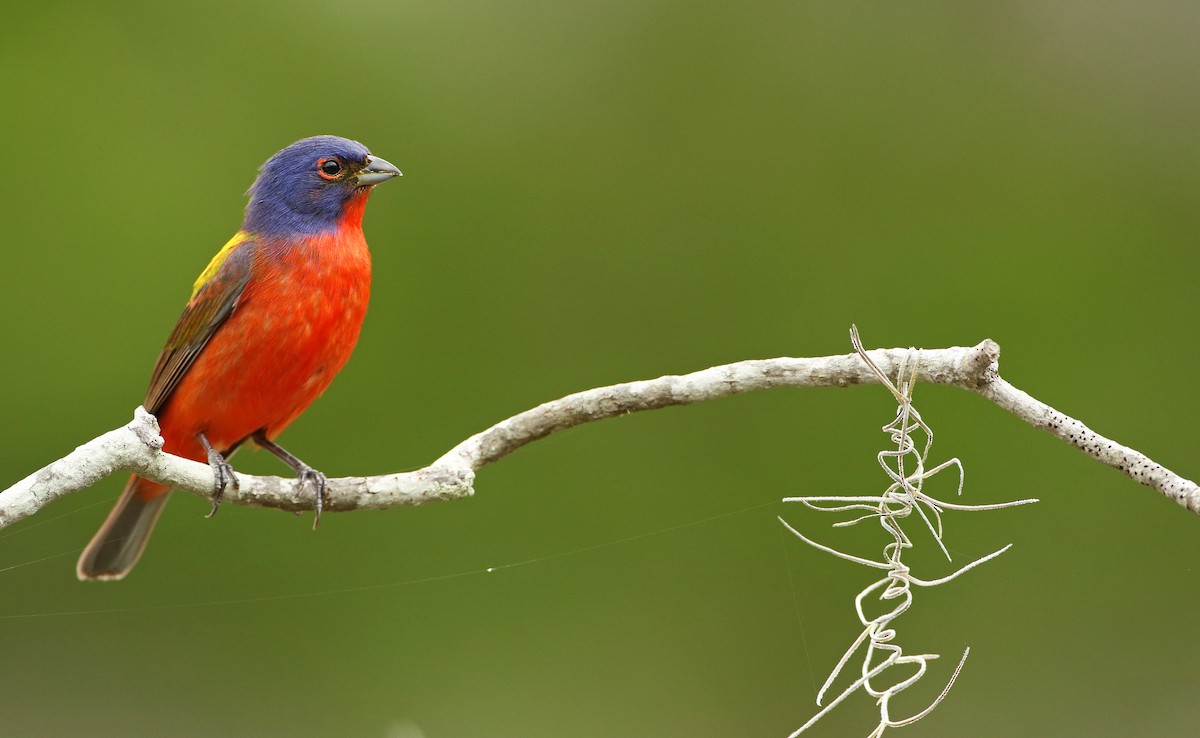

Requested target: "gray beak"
[{"left": 355, "top": 154, "right": 402, "bottom": 186}]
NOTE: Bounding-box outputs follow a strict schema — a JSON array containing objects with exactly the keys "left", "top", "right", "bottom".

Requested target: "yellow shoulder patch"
[{"left": 191, "top": 231, "right": 251, "bottom": 299}]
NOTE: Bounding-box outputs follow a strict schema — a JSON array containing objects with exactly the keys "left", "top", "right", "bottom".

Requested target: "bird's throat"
[{"left": 340, "top": 188, "right": 373, "bottom": 231}]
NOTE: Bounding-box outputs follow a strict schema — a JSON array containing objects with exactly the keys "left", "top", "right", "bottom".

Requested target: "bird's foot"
[
  {"left": 250, "top": 432, "right": 327, "bottom": 529},
  {"left": 205, "top": 446, "right": 239, "bottom": 518},
  {"left": 294, "top": 465, "right": 328, "bottom": 530}
]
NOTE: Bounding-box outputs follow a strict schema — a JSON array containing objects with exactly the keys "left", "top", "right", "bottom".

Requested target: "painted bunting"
[{"left": 77, "top": 135, "right": 401, "bottom": 581}]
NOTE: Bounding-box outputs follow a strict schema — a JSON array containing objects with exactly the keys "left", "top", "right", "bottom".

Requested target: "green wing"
[{"left": 143, "top": 233, "right": 256, "bottom": 415}]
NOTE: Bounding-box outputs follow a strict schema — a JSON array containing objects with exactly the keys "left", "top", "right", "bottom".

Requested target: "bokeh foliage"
[{"left": 1, "top": 1, "right": 1197, "bottom": 735}]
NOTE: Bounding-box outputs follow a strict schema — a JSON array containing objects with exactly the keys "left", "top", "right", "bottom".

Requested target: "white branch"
[{"left": 2, "top": 339, "right": 1197, "bottom": 528}]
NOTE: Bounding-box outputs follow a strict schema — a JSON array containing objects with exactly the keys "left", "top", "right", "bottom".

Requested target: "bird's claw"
[
  {"left": 205, "top": 447, "right": 239, "bottom": 518},
  {"left": 295, "top": 465, "right": 328, "bottom": 529}
]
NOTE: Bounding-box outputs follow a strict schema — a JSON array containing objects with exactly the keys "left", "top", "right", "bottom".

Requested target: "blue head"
[{"left": 243, "top": 135, "right": 401, "bottom": 237}]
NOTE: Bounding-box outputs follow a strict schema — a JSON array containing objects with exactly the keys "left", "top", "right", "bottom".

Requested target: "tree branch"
[{"left": 2, "top": 338, "right": 1196, "bottom": 529}]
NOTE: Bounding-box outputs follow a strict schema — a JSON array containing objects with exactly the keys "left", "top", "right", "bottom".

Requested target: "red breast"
[{"left": 154, "top": 208, "right": 372, "bottom": 471}]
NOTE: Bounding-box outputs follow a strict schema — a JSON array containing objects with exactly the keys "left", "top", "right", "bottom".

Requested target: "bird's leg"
[
  {"left": 251, "top": 432, "right": 328, "bottom": 529},
  {"left": 197, "top": 432, "right": 239, "bottom": 518}
]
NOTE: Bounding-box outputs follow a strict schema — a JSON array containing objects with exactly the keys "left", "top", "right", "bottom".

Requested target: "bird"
[{"left": 77, "top": 135, "right": 401, "bottom": 581}]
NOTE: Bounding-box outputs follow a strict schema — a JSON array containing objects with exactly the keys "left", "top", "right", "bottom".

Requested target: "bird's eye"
[{"left": 317, "top": 158, "right": 343, "bottom": 180}]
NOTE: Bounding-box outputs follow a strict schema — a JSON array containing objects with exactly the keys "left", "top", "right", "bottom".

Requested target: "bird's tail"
[{"left": 76, "top": 475, "right": 170, "bottom": 581}]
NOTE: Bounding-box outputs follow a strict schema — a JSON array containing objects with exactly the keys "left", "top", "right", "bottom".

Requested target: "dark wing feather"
[{"left": 144, "top": 240, "right": 255, "bottom": 415}]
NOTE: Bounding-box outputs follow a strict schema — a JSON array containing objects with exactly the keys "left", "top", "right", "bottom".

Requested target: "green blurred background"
[{"left": 2, "top": 1, "right": 1197, "bottom": 735}]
